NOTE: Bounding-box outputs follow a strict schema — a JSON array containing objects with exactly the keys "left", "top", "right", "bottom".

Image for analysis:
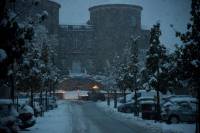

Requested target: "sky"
[{"left": 52, "top": 0, "right": 191, "bottom": 51}]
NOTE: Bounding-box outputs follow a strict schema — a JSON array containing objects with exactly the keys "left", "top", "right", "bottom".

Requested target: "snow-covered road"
[
  {"left": 69, "top": 100, "right": 157, "bottom": 133},
  {"left": 20, "top": 100, "right": 195, "bottom": 133},
  {"left": 20, "top": 100, "right": 159, "bottom": 133}
]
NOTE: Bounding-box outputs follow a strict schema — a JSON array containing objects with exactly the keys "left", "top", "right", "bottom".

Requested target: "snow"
[
  {"left": 20, "top": 100, "right": 72, "bottom": 133},
  {"left": 96, "top": 101, "right": 195, "bottom": 133},
  {"left": 0, "top": 49, "right": 7, "bottom": 62},
  {"left": 64, "top": 90, "right": 89, "bottom": 100},
  {"left": 0, "top": 99, "right": 13, "bottom": 105},
  {"left": 8, "top": 11, "right": 17, "bottom": 20},
  {"left": 191, "top": 59, "right": 200, "bottom": 68},
  {"left": 19, "top": 105, "right": 34, "bottom": 114},
  {"left": 42, "top": 10, "right": 49, "bottom": 18},
  {"left": 170, "top": 97, "right": 197, "bottom": 103}
]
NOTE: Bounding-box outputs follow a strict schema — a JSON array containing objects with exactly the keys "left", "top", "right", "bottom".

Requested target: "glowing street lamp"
[{"left": 92, "top": 85, "right": 99, "bottom": 90}]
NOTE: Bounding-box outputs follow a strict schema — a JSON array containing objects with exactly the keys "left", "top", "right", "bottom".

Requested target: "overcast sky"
[{"left": 52, "top": 0, "right": 191, "bottom": 51}]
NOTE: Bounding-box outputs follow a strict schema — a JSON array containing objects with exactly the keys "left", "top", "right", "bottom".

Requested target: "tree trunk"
[
  {"left": 30, "top": 87, "right": 34, "bottom": 108},
  {"left": 45, "top": 88, "right": 48, "bottom": 111},
  {"left": 196, "top": 86, "right": 200, "bottom": 133},
  {"left": 156, "top": 89, "right": 161, "bottom": 121},
  {"left": 123, "top": 88, "right": 126, "bottom": 103},
  {"left": 10, "top": 74, "right": 15, "bottom": 104},
  {"left": 0, "top": 0, "right": 6, "bottom": 20},
  {"left": 134, "top": 89, "right": 139, "bottom": 116},
  {"left": 107, "top": 90, "right": 110, "bottom": 106},
  {"left": 114, "top": 90, "right": 117, "bottom": 108}
]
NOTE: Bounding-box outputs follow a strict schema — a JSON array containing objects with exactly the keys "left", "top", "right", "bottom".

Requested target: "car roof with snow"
[
  {"left": 138, "top": 96, "right": 155, "bottom": 100},
  {"left": 0, "top": 99, "right": 13, "bottom": 105},
  {"left": 168, "top": 96, "right": 197, "bottom": 103},
  {"left": 140, "top": 100, "right": 155, "bottom": 104}
]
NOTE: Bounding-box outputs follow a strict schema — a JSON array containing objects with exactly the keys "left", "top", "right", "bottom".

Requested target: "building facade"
[
  {"left": 5, "top": 1, "right": 150, "bottom": 75},
  {"left": 57, "top": 4, "right": 150, "bottom": 75}
]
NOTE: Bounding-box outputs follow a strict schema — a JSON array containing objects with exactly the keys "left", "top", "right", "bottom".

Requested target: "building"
[
  {"left": 57, "top": 4, "right": 150, "bottom": 75},
  {"left": 4, "top": 1, "right": 150, "bottom": 75}
]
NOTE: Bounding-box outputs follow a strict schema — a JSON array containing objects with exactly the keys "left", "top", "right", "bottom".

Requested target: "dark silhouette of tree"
[
  {"left": 173, "top": 0, "right": 200, "bottom": 132},
  {"left": 146, "top": 23, "right": 167, "bottom": 121}
]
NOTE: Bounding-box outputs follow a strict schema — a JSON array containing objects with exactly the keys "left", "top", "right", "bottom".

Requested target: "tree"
[
  {"left": 127, "top": 36, "right": 140, "bottom": 116},
  {"left": 173, "top": 0, "right": 200, "bottom": 132},
  {"left": 145, "top": 23, "right": 167, "bottom": 121},
  {"left": 0, "top": 0, "right": 39, "bottom": 101}
]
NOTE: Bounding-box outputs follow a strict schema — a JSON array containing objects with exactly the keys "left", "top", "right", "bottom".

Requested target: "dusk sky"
[{"left": 52, "top": 0, "right": 191, "bottom": 51}]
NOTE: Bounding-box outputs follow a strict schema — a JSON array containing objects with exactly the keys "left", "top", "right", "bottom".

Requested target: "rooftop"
[{"left": 89, "top": 4, "right": 143, "bottom": 11}]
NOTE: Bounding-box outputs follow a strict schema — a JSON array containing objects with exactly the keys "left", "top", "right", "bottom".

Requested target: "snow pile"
[
  {"left": 191, "top": 59, "right": 200, "bottom": 68},
  {"left": 0, "top": 49, "right": 7, "bottom": 62},
  {"left": 20, "top": 100, "right": 72, "bottom": 133},
  {"left": 96, "top": 101, "right": 195, "bottom": 133}
]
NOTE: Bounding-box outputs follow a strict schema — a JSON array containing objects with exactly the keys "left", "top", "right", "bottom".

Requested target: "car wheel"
[{"left": 168, "top": 115, "right": 179, "bottom": 124}]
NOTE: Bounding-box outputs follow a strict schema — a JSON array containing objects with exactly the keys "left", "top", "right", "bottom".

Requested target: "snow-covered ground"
[
  {"left": 64, "top": 90, "right": 89, "bottom": 100},
  {"left": 20, "top": 100, "right": 72, "bottom": 133},
  {"left": 18, "top": 99, "right": 195, "bottom": 133},
  {"left": 96, "top": 101, "right": 196, "bottom": 133}
]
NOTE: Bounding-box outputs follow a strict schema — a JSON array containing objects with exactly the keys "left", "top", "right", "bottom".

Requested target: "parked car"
[
  {"left": 33, "top": 101, "right": 42, "bottom": 117},
  {"left": 48, "top": 96, "right": 58, "bottom": 109},
  {"left": 161, "top": 95, "right": 195, "bottom": 105},
  {"left": 78, "top": 95, "right": 89, "bottom": 101},
  {"left": 0, "top": 99, "right": 19, "bottom": 133},
  {"left": 117, "top": 102, "right": 137, "bottom": 113},
  {"left": 33, "top": 96, "right": 45, "bottom": 112},
  {"left": 88, "top": 91, "right": 105, "bottom": 101},
  {"left": 138, "top": 97, "right": 155, "bottom": 105},
  {"left": 17, "top": 103, "right": 36, "bottom": 129},
  {"left": 161, "top": 97, "right": 197, "bottom": 124},
  {"left": 140, "top": 100, "right": 157, "bottom": 120},
  {"left": 118, "top": 93, "right": 133, "bottom": 103}
]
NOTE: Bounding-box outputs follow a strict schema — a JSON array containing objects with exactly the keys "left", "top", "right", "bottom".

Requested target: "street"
[
  {"left": 69, "top": 100, "right": 153, "bottom": 133},
  {"left": 20, "top": 100, "right": 195, "bottom": 133}
]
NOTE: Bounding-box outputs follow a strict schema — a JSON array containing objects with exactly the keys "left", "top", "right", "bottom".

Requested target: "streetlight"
[{"left": 92, "top": 85, "right": 99, "bottom": 90}]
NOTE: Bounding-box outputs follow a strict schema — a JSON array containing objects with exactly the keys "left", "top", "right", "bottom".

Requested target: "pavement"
[{"left": 69, "top": 100, "right": 154, "bottom": 133}]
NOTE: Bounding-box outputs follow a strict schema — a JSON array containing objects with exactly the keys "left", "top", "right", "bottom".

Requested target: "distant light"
[{"left": 92, "top": 85, "right": 99, "bottom": 90}]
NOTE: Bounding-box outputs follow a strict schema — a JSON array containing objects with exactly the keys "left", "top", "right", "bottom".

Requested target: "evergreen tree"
[
  {"left": 117, "top": 63, "right": 129, "bottom": 102},
  {"left": 127, "top": 37, "right": 140, "bottom": 116},
  {"left": 173, "top": 0, "right": 200, "bottom": 132},
  {"left": 146, "top": 23, "right": 167, "bottom": 120}
]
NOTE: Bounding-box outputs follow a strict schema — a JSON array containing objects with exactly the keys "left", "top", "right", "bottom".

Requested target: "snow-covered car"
[
  {"left": 48, "top": 96, "right": 58, "bottom": 109},
  {"left": 161, "top": 96, "right": 197, "bottom": 124},
  {"left": 118, "top": 93, "right": 133, "bottom": 103},
  {"left": 32, "top": 101, "right": 42, "bottom": 117},
  {"left": 117, "top": 101, "right": 138, "bottom": 113},
  {"left": 33, "top": 96, "right": 45, "bottom": 112},
  {"left": 161, "top": 95, "right": 194, "bottom": 105},
  {"left": 0, "top": 99, "right": 19, "bottom": 133},
  {"left": 17, "top": 104, "right": 36, "bottom": 129}
]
